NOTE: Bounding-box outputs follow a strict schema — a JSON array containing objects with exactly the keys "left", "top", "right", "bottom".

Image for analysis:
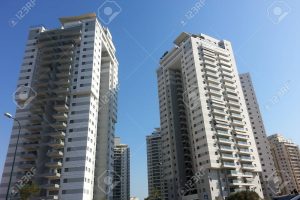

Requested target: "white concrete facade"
[
  {"left": 157, "top": 33, "right": 264, "bottom": 200},
  {"left": 0, "top": 13, "right": 118, "bottom": 200},
  {"left": 240, "top": 73, "right": 279, "bottom": 199}
]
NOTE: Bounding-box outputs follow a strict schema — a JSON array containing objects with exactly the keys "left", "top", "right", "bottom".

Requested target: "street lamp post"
[{"left": 4, "top": 112, "right": 21, "bottom": 200}]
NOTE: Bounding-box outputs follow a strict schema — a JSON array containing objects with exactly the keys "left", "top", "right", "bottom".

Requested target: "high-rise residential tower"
[
  {"left": 268, "top": 134, "right": 300, "bottom": 194},
  {"left": 146, "top": 128, "right": 163, "bottom": 199},
  {"left": 113, "top": 137, "right": 130, "bottom": 200},
  {"left": 157, "top": 32, "right": 263, "bottom": 200},
  {"left": 240, "top": 73, "right": 279, "bottom": 199},
  {"left": 0, "top": 13, "right": 118, "bottom": 200}
]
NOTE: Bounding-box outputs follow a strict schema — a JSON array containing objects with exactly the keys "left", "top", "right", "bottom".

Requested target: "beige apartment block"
[{"left": 268, "top": 134, "right": 300, "bottom": 194}]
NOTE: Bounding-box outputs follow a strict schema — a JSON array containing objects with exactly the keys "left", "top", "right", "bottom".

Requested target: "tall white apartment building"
[
  {"left": 157, "top": 32, "right": 263, "bottom": 200},
  {"left": 268, "top": 134, "right": 300, "bottom": 194},
  {"left": 0, "top": 13, "right": 118, "bottom": 200},
  {"left": 146, "top": 128, "right": 163, "bottom": 198},
  {"left": 240, "top": 73, "right": 278, "bottom": 199},
  {"left": 113, "top": 137, "right": 130, "bottom": 200}
]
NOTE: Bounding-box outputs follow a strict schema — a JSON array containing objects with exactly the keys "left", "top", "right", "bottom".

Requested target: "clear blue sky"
[{"left": 1, "top": 1, "right": 300, "bottom": 199}]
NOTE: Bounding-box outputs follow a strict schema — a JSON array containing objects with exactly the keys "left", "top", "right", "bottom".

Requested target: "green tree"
[
  {"left": 227, "top": 191, "right": 261, "bottom": 200},
  {"left": 19, "top": 183, "right": 39, "bottom": 200}
]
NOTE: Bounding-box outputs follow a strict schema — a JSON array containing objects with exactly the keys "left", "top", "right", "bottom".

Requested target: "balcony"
[
  {"left": 229, "top": 107, "right": 241, "bottom": 113},
  {"left": 215, "top": 123, "right": 230, "bottom": 130},
  {"left": 237, "top": 141, "right": 251, "bottom": 147},
  {"left": 232, "top": 120, "right": 244, "bottom": 126},
  {"left": 227, "top": 170, "right": 239, "bottom": 177},
  {"left": 220, "top": 65, "right": 232, "bottom": 73},
  {"left": 54, "top": 104, "right": 69, "bottom": 112},
  {"left": 219, "top": 60, "right": 231, "bottom": 67},
  {"left": 210, "top": 96, "right": 223, "bottom": 102},
  {"left": 234, "top": 127, "right": 247, "bottom": 133},
  {"left": 218, "top": 138, "right": 233, "bottom": 145},
  {"left": 54, "top": 88, "right": 69, "bottom": 95},
  {"left": 207, "top": 77, "right": 219, "bottom": 84},
  {"left": 208, "top": 89, "right": 222, "bottom": 96},
  {"left": 227, "top": 100, "right": 240, "bottom": 107},
  {"left": 216, "top": 130, "right": 231, "bottom": 137},
  {"left": 51, "top": 122, "right": 67, "bottom": 130},
  {"left": 22, "top": 142, "right": 39, "bottom": 150},
  {"left": 235, "top": 134, "right": 249, "bottom": 140},
  {"left": 231, "top": 113, "right": 243, "bottom": 119},
  {"left": 226, "top": 94, "right": 239, "bottom": 101},
  {"left": 23, "top": 132, "right": 40, "bottom": 140},
  {"left": 224, "top": 82, "right": 236, "bottom": 89},
  {"left": 241, "top": 172, "right": 253, "bottom": 178},
  {"left": 223, "top": 162, "right": 236, "bottom": 168},
  {"left": 205, "top": 66, "right": 218, "bottom": 73},
  {"left": 242, "top": 164, "right": 255, "bottom": 170},
  {"left": 213, "top": 109, "right": 227, "bottom": 116},
  {"left": 222, "top": 71, "right": 234, "bottom": 78},
  {"left": 239, "top": 148, "right": 251, "bottom": 155},
  {"left": 42, "top": 184, "right": 60, "bottom": 191},
  {"left": 223, "top": 76, "right": 235, "bottom": 84},
  {"left": 203, "top": 55, "right": 216, "bottom": 62},
  {"left": 45, "top": 161, "right": 63, "bottom": 168},
  {"left": 26, "top": 124, "right": 43, "bottom": 132},
  {"left": 220, "top": 145, "right": 234, "bottom": 152},
  {"left": 46, "top": 131, "right": 66, "bottom": 139},
  {"left": 221, "top": 153, "right": 235, "bottom": 160},
  {"left": 43, "top": 171, "right": 61, "bottom": 179},
  {"left": 48, "top": 140, "right": 64, "bottom": 148},
  {"left": 214, "top": 116, "right": 227, "bottom": 123},
  {"left": 29, "top": 115, "right": 42, "bottom": 123},
  {"left": 219, "top": 54, "right": 231, "bottom": 62},
  {"left": 207, "top": 83, "right": 221, "bottom": 90},
  {"left": 56, "top": 72, "right": 71, "bottom": 79},
  {"left": 211, "top": 102, "right": 226, "bottom": 110},
  {"left": 206, "top": 71, "right": 219, "bottom": 79},
  {"left": 52, "top": 113, "right": 68, "bottom": 121},
  {"left": 54, "top": 79, "right": 70, "bottom": 87},
  {"left": 47, "top": 150, "right": 64, "bottom": 158},
  {"left": 20, "top": 153, "right": 37, "bottom": 160},
  {"left": 46, "top": 195, "right": 59, "bottom": 200},
  {"left": 29, "top": 106, "right": 43, "bottom": 114},
  {"left": 240, "top": 156, "right": 252, "bottom": 161},
  {"left": 18, "top": 163, "right": 35, "bottom": 170}
]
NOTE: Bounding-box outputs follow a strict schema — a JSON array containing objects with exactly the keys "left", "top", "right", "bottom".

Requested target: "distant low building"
[
  {"left": 146, "top": 128, "right": 163, "bottom": 199},
  {"left": 113, "top": 137, "right": 130, "bottom": 200}
]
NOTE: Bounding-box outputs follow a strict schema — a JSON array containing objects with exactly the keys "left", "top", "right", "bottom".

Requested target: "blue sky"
[{"left": 1, "top": 0, "right": 300, "bottom": 199}]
